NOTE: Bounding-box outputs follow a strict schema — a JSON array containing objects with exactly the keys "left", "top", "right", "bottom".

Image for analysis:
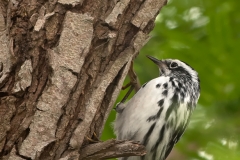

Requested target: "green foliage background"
[{"left": 101, "top": 0, "right": 240, "bottom": 159}]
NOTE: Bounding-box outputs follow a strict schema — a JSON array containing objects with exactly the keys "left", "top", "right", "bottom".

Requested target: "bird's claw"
[{"left": 86, "top": 132, "right": 100, "bottom": 143}]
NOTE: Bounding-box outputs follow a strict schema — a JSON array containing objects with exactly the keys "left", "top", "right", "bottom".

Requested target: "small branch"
[{"left": 79, "top": 139, "right": 146, "bottom": 160}]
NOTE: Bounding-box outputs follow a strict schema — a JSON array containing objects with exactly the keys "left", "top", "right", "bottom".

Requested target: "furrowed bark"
[{"left": 0, "top": 0, "right": 167, "bottom": 159}]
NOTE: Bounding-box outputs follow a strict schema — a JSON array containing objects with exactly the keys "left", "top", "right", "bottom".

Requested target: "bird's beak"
[{"left": 146, "top": 55, "right": 168, "bottom": 75}]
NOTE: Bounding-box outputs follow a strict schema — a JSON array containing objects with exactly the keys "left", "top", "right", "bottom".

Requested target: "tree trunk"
[{"left": 0, "top": 0, "right": 167, "bottom": 159}]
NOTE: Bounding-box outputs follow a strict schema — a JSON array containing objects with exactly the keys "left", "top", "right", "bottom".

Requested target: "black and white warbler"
[{"left": 114, "top": 56, "right": 200, "bottom": 160}]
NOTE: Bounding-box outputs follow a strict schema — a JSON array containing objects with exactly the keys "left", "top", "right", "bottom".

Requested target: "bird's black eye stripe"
[
  {"left": 170, "top": 62, "right": 178, "bottom": 68},
  {"left": 174, "top": 66, "right": 192, "bottom": 80}
]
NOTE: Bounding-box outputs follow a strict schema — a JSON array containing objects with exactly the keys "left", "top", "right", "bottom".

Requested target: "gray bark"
[{"left": 0, "top": 0, "right": 167, "bottom": 159}]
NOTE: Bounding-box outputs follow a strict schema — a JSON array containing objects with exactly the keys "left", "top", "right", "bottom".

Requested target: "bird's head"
[{"left": 147, "top": 55, "right": 200, "bottom": 100}]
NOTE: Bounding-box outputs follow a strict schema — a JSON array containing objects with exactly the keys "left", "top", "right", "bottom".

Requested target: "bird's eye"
[{"left": 170, "top": 62, "right": 178, "bottom": 68}]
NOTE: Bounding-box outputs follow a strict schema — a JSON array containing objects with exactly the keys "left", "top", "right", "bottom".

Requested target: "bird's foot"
[
  {"left": 86, "top": 132, "right": 100, "bottom": 143},
  {"left": 121, "top": 60, "right": 141, "bottom": 91},
  {"left": 127, "top": 61, "right": 141, "bottom": 92},
  {"left": 119, "top": 61, "right": 141, "bottom": 103},
  {"left": 114, "top": 61, "right": 141, "bottom": 113}
]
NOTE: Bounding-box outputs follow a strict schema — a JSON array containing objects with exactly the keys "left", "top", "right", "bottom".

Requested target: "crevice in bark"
[
  {"left": 0, "top": 92, "right": 9, "bottom": 97},
  {"left": 38, "top": 141, "right": 57, "bottom": 160},
  {"left": 16, "top": 138, "right": 32, "bottom": 160},
  {"left": 87, "top": 62, "right": 128, "bottom": 142},
  {"left": 1, "top": 49, "right": 51, "bottom": 156}
]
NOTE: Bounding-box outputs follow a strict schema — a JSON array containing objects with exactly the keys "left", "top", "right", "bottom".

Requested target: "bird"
[{"left": 114, "top": 55, "right": 200, "bottom": 160}]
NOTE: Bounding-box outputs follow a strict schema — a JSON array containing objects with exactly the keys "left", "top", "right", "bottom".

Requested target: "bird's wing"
[
  {"left": 115, "top": 77, "right": 169, "bottom": 141},
  {"left": 164, "top": 117, "right": 190, "bottom": 159}
]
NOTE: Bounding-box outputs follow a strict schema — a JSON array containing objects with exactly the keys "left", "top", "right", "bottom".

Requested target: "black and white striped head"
[{"left": 147, "top": 55, "right": 200, "bottom": 103}]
